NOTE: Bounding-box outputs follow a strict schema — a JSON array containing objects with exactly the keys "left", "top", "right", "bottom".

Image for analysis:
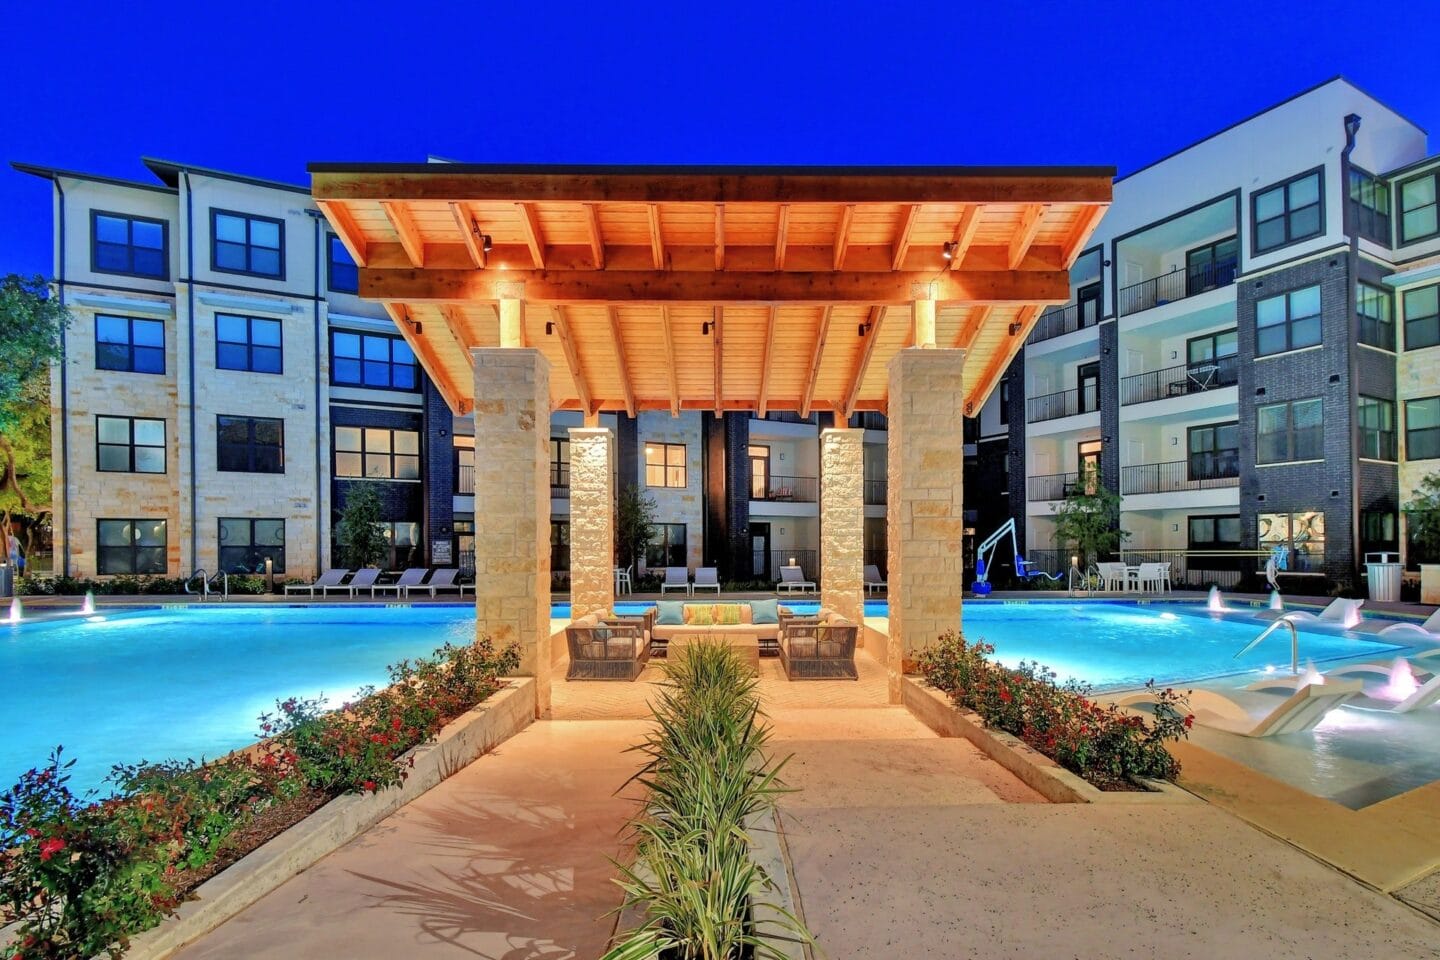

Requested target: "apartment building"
[{"left": 977, "top": 77, "right": 1440, "bottom": 591}]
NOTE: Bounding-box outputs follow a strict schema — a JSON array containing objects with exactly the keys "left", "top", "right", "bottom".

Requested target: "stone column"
[
  {"left": 886, "top": 348, "right": 966, "bottom": 703},
  {"left": 568, "top": 426, "right": 615, "bottom": 621},
  {"left": 472, "top": 348, "right": 552, "bottom": 717},
  {"left": 820, "top": 428, "right": 865, "bottom": 624}
]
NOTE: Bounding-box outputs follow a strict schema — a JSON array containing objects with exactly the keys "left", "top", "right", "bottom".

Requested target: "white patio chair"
[
  {"left": 614, "top": 564, "right": 633, "bottom": 595},
  {"left": 660, "top": 566, "right": 691, "bottom": 595},
  {"left": 1134, "top": 563, "right": 1166, "bottom": 593},
  {"left": 1097, "top": 562, "right": 1127, "bottom": 592},
  {"left": 693, "top": 567, "right": 721, "bottom": 593},
  {"left": 372, "top": 568, "right": 428, "bottom": 597},
  {"left": 284, "top": 569, "right": 349, "bottom": 596},
  {"left": 777, "top": 565, "right": 815, "bottom": 594},
  {"left": 864, "top": 564, "right": 887, "bottom": 595}
]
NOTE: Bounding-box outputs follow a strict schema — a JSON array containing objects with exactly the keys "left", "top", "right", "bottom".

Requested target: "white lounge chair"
[
  {"left": 659, "top": 567, "right": 691, "bottom": 595},
  {"left": 284, "top": 569, "right": 349, "bottom": 596},
  {"left": 777, "top": 565, "right": 815, "bottom": 595},
  {"left": 408, "top": 568, "right": 462, "bottom": 598},
  {"left": 372, "top": 568, "right": 429, "bottom": 597},
  {"left": 1252, "top": 597, "right": 1365, "bottom": 627},
  {"left": 324, "top": 567, "right": 380, "bottom": 596},
  {"left": 693, "top": 567, "right": 721, "bottom": 594},
  {"left": 1116, "top": 679, "right": 1364, "bottom": 737},
  {"left": 1348, "top": 608, "right": 1440, "bottom": 640},
  {"left": 864, "top": 564, "right": 887, "bottom": 595}
]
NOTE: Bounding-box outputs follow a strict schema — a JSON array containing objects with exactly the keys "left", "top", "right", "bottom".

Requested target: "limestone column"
[
  {"left": 820, "top": 427, "right": 865, "bottom": 625},
  {"left": 567, "top": 426, "right": 615, "bottom": 621},
  {"left": 886, "top": 348, "right": 966, "bottom": 703},
  {"left": 472, "top": 348, "right": 552, "bottom": 717}
]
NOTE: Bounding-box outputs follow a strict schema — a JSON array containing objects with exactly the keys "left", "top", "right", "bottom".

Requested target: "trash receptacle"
[
  {"left": 1364, "top": 552, "right": 1402, "bottom": 603},
  {"left": 0, "top": 563, "right": 12, "bottom": 600}
]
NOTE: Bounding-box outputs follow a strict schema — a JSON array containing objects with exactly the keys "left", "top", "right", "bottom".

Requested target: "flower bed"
[
  {"left": 917, "top": 631, "right": 1190, "bottom": 789},
  {"left": 1, "top": 638, "right": 518, "bottom": 959}
]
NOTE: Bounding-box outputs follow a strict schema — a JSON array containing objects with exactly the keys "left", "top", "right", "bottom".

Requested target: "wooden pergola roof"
[{"left": 310, "top": 165, "right": 1112, "bottom": 417}]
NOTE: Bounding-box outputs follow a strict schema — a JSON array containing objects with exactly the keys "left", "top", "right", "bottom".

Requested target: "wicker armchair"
[
  {"left": 605, "top": 607, "right": 657, "bottom": 651},
  {"left": 779, "top": 615, "right": 858, "bottom": 680},
  {"left": 566, "top": 617, "right": 649, "bottom": 680}
]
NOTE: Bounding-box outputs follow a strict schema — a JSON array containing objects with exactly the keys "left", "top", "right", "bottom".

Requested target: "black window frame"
[
  {"left": 209, "top": 207, "right": 285, "bottom": 279},
  {"left": 216, "top": 415, "right": 285, "bottom": 474},
  {"left": 1184, "top": 235, "right": 1239, "bottom": 295},
  {"left": 1347, "top": 166, "right": 1391, "bottom": 246},
  {"left": 1406, "top": 396, "right": 1440, "bottom": 461},
  {"left": 332, "top": 425, "right": 421, "bottom": 481},
  {"left": 1187, "top": 421, "right": 1239, "bottom": 481},
  {"left": 1398, "top": 170, "right": 1440, "bottom": 246},
  {"left": 327, "top": 233, "right": 358, "bottom": 294},
  {"left": 95, "top": 415, "right": 166, "bottom": 474},
  {"left": 1357, "top": 396, "right": 1397, "bottom": 461},
  {"left": 1255, "top": 284, "right": 1323, "bottom": 357},
  {"left": 1256, "top": 397, "right": 1325, "bottom": 465},
  {"left": 1356, "top": 282, "right": 1395, "bottom": 351},
  {"left": 1251, "top": 167, "right": 1325, "bottom": 256},
  {"left": 218, "top": 517, "right": 286, "bottom": 575},
  {"left": 999, "top": 378, "right": 1010, "bottom": 425},
  {"left": 645, "top": 442, "right": 687, "bottom": 488},
  {"left": 329, "top": 330, "right": 420, "bottom": 392},
  {"left": 550, "top": 437, "right": 570, "bottom": 491},
  {"left": 551, "top": 520, "right": 571, "bottom": 573},
  {"left": 214, "top": 313, "right": 283, "bottom": 374},
  {"left": 96, "top": 518, "right": 168, "bottom": 575},
  {"left": 90, "top": 209, "right": 169, "bottom": 280},
  {"left": 1404, "top": 284, "right": 1440, "bottom": 351},
  {"left": 646, "top": 523, "right": 688, "bottom": 568},
  {"left": 94, "top": 314, "right": 165, "bottom": 374}
]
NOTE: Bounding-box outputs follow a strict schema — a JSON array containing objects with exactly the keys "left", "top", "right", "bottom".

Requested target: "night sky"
[{"left": 4, "top": 0, "right": 1439, "bottom": 277}]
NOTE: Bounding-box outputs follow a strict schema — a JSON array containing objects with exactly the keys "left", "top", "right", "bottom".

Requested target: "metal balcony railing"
[
  {"left": 1026, "top": 387, "right": 1099, "bottom": 424},
  {"left": 1027, "top": 471, "right": 1102, "bottom": 501},
  {"left": 864, "top": 478, "right": 887, "bottom": 505},
  {"left": 752, "top": 475, "right": 818, "bottom": 503},
  {"left": 550, "top": 463, "right": 569, "bottom": 499},
  {"left": 1117, "top": 254, "right": 1238, "bottom": 318},
  {"left": 457, "top": 463, "right": 474, "bottom": 494},
  {"left": 1119, "top": 354, "right": 1238, "bottom": 406},
  {"left": 1120, "top": 459, "right": 1240, "bottom": 496},
  {"left": 1026, "top": 302, "right": 1100, "bottom": 345},
  {"left": 749, "top": 549, "right": 819, "bottom": 582}
]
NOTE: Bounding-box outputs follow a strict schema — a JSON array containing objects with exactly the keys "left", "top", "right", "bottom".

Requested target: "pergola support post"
[
  {"left": 472, "top": 347, "right": 552, "bottom": 717},
  {"left": 819, "top": 428, "right": 865, "bottom": 624},
  {"left": 886, "top": 347, "right": 966, "bottom": 703},
  {"left": 568, "top": 427, "right": 615, "bottom": 621}
]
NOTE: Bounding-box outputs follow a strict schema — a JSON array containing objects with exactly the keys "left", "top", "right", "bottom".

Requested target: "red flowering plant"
[{"left": 916, "top": 631, "right": 1191, "bottom": 786}]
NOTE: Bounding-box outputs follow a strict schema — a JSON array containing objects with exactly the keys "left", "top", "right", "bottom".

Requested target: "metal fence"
[
  {"left": 1119, "top": 354, "right": 1239, "bottom": 406},
  {"left": 752, "top": 475, "right": 819, "bottom": 503},
  {"left": 1027, "top": 471, "right": 1101, "bottom": 501},
  {"left": 1120, "top": 460, "right": 1239, "bottom": 495},
  {"left": 1117, "top": 256, "right": 1238, "bottom": 318},
  {"left": 1026, "top": 387, "right": 1097, "bottom": 424}
]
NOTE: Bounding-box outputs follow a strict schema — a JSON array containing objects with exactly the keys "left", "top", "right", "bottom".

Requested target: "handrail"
[
  {"left": 183, "top": 568, "right": 209, "bottom": 599},
  {"left": 210, "top": 570, "right": 229, "bottom": 601},
  {"left": 1233, "top": 616, "right": 1299, "bottom": 676}
]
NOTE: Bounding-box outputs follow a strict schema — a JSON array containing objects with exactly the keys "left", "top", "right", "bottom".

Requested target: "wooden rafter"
[
  {"left": 551, "top": 305, "right": 593, "bottom": 414},
  {"left": 953, "top": 304, "right": 993, "bottom": 350},
  {"left": 380, "top": 201, "right": 424, "bottom": 267},
  {"left": 383, "top": 303, "right": 468, "bottom": 413},
  {"left": 1062, "top": 204, "right": 1107, "bottom": 266},
  {"left": 582, "top": 203, "right": 605, "bottom": 269},
  {"left": 714, "top": 204, "right": 725, "bottom": 271},
  {"left": 448, "top": 202, "right": 484, "bottom": 267},
  {"left": 966, "top": 304, "right": 1038, "bottom": 415},
  {"left": 833, "top": 204, "right": 854, "bottom": 271},
  {"left": 712, "top": 306, "right": 723, "bottom": 416},
  {"left": 948, "top": 204, "right": 981, "bottom": 270},
  {"left": 891, "top": 204, "right": 921, "bottom": 270},
  {"left": 439, "top": 305, "right": 475, "bottom": 368},
  {"left": 660, "top": 305, "right": 679, "bottom": 416},
  {"left": 800, "top": 306, "right": 831, "bottom": 419},
  {"left": 315, "top": 200, "right": 368, "bottom": 266},
  {"left": 843, "top": 306, "right": 886, "bottom": 418},
  {"left": 647, "top": 203, "right": 665, "bottom": 269},
  {"left": 516, "top": 202, "right": 546, "bottom": 269},
  {"left": 774, "top": 204, "right": 790, "bottom": 270},
  {"left": 607, "top": 306, "right": 636, "bottom": 417},
  {"left": 757, "top": 306, "right": 778, "bottom": 417},
  {"left": 1008, "top": 204, "right": 1047, "bottom": 269}
]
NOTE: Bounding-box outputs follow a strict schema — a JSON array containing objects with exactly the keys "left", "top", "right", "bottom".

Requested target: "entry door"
[
  {"left": 748, "top": 445, "right": 770, "bottom": 500},
  {"left": 750, "top": 522, "right": 772, "bottom": 581},
  {"left": 1077, "top": 440, "right": 1103, "bottom": 494},
  {"left": 1077, "top": 362, "right": 1100, "bottom": 414},
  {"left": 1077, "top": 282, "right": 1102, "bottom": 327}
]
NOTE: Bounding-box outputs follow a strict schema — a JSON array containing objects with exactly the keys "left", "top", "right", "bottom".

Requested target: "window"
[
  {"left": 1184, "top": 236, "right": 1239, "bottom": 295},
  {"left": 1404, "top": 284, "right": 1440, "bottom": 351},
  {"left": 215, "top": 314, "right": 282, "bottom": 374},
  {"left": 95, "top": 315, "right": 164, "bottom": 374},
  {"left": 645, "top": 443, "right": 686, "bottom": 488},
  {"left": 1361, "top": 511, "right": 1398, "bottom": 555},
  {"left": 96, "top": 416, "right": 165, "bottom": 473},
  {"left": 1258, "top": 511, "right": 1326, "bottom": 574},
  {"left": 456, "top": 447, "right": 475, "bottom": 493},
  {"left": 1407, "top": 397, "right": 1440, "bottom": 461},
  {"left": 646, "top": 523, "right": 687, "bottom": 568},
  {"left": 218, "top": 518, "right": 285, "bottom": 574},
  {"left": 1186, "top": 329, "right": 1239, "bottom": 385},
  {"left": 217, "top": 416, "right": 284, "bottom": 473},
  {"left": 327, "top": 234, "right": 358, "bottom": 293},
  {"left": 1187, "top": 422, "right": 1239, "bottom": 480},
  {"left": 1348, "top": 168, "right": 1391, "bottom": 246},
  {"left": 1257, "top": 398, "right": 1324, "bottom": 464},
  {"left": 454, "top": 513, "right": 475, "bottom": 573},
  {"left": 550, "top": 437, "right": 570, "bottom": 493},
  {"left": 330, "top": 331, "right": 418, "bottom": 390},
  {"left": 1399, "top": 171, "right": 1439, "bottom": 245},
  {"left": 1356, "top": 283, "right": 1394, "bottom": 351},
  {"left": 551, "top": 521, "right": 570, "bottom": 573},
  {"left": 1253, "top": 170, "right": 1323, "bottom": 254},
  {"left": 1188, "top": 515, "right": 1242, "bottom": 570},
  {"left": 748, "top": 444, "right": 771, "bottom": 499},
  {"left": 333, "top": 426, "right": 420, "bottom": 480},
  {"left": 91, "top": 211, "right": 168, "bottom": 279},
  {"left": 1255, "top": 285, "right": 1322, "bottom": 356},
  {"left": 1076, "top": 361, "right": 1099, "bottom": 414},
  {"left": 97, "top": 519, "right": 167, "bottom": 575},
  {"left": 211, "top": 209, "right": 283, "bottom": 278},
  {"left": 1357, "top": 397, "right": 1397, "bottom": 461},
  {"left": 999, "top": 378, "right": 1010, "bottom": 425},
  {"left": 381, "top": 520, "right": 421, "bottom": 570}
]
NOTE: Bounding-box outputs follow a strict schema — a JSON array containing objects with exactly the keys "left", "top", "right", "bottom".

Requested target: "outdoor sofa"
[{"left": 650, "top": 599, "right": 794, "bottom": 656}]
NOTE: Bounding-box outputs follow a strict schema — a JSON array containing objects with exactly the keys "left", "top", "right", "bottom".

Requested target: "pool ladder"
[
  {"left": 1233, "top": 616, "right": 1299, "bottom": 675},
  {"left": 184, "top": 568, "right": 229, "bottom": 602}
]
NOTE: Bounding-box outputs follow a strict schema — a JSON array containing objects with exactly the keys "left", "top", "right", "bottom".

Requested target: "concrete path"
[{"left": 173, "top": 720, "right": 647, "bottom": 960}]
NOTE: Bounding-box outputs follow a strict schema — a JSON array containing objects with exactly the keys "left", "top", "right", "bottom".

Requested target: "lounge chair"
[
  {"left": 324, "top": 567, "right": 380, "bottom": 597},
  {"left": 408, "top": 568, "right": 463, "bottom": 598},
  {"left": 864, "top": 564, "right": 887, "bottom": 595},
  {"left": 1115, "top": 679, "right": 1364, "bottom": 737},
  {"left": 1347, "top": 608, "right": 1440, "bottom": 640},
  {"left": 372, "top": 568, "right": 429, "bottom": 597},
  {"left": 692, "top": 567, "right": 721, "bottom": 594},
  {"left": 1318, "top": 650, "right": 1440, "bottom": 713},
  {"left": 1253, "top": 597, "right": 1364, "bottom": 627},
  {"left": 659, "top": 567, "right": 691, "bottom": 596},
  {"left": 777, "top": 565, "right": 815, "bottom": 595},
  {"left": 284, "top": 569, "right": 349, "bottom": 596}
]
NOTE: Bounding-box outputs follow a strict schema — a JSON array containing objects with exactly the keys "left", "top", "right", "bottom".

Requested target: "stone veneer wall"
[
  {"left": 819, "top": 428, "right": 864, "bottom": 624},
  {"left": 637, "top": 411, "right": 705, "bottom": 572},
  {"left": 567, "top": 427, "right": 615, "bottom": 620}
]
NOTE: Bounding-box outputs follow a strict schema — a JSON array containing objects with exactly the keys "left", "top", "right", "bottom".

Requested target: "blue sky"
[{"left": 3, "top": 0, "right": 1439, "bottom": 277}]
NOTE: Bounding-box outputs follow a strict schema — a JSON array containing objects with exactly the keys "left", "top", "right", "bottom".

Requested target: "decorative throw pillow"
[
  {"left": 713, "top": 604, "right": 742, "bottom": 625},
  {"left": 655, "top": 600, "right": 685, "bottom": 625},
  {"left": 750, "top": 598, "right": 780, "bottom": 625},
  {"left": 684, "top": 604, "right": 715, "bottom": 626}
]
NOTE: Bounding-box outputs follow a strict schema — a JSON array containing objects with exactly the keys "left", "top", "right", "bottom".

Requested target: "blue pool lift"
[{"left": 971, "top": 518, "right": 1064, "bottom": 595}]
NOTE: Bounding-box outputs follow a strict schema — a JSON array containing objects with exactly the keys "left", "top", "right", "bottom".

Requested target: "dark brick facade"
[
  {"left": 329, "top": 403, "right": 426, "bottom": 564},
  {"left": 422, "top": 380, "right": 455, "bottom": 563},
  {"left": 701, "top": 412, "right": 751, "bottom": 579},
  {"left": 1098, "top": 320, "right": 1121, "bottom": 493}
]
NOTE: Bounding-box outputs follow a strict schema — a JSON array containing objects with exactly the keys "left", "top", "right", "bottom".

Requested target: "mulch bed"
[{"left": 168, "top": 786, "right": 332, "bottom": 897}]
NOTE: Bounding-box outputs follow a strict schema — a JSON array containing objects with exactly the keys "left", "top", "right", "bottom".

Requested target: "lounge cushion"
[
  {"left": 656, "top": 600, "right": 685, "bottom": 625},
  {"left": 751, "top": 598, "right": 780, "bottom": 624},
  {"left": 684, "top": 604, "right": 715, "bottom": 626},
  {"left": 713, "top": 604, "right": 742, "bottom": 626}
]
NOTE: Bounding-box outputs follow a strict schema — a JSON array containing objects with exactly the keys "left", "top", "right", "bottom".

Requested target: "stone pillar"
[
  {"left": 886, "top": 348, "right": 966, "bottom": 703},
  {"left": 820, "top": 428, "right": 865, "bottom": 624},
  {"left": 472, "top": 348, "right": 552, "bottom": 717},
  {"left": 568, "top": 426, "right": 615, "bottom": 621}
]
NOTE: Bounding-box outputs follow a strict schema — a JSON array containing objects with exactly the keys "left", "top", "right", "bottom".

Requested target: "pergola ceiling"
[{"left": 311, "top": 165, "right": 1112, "bottom": 417}]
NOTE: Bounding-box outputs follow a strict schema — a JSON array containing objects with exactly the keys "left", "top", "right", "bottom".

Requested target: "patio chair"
[
  {"left": 408, "top": 568, "right": 463, "bottom": 598},
  {"left": 693, "top": 567, "right": 721, "bottom": 594},
  {"left": 1134, "top": 562, "right": 1167, "bottom": 593},
  {"left": 659, "top": 566, "right": 691, "bottom": 595},
  {"left": 864, "top": 564, "right": 887, "bottom": 595},
  {"left": 284, "top": 569, "right": 349, "bottom": 596},
  {"left": 1097, "top": 562, "right": 1128, "bottom": 592},
  {"left": 565, "top": 615, "right": 649, "bottom": 680},
  {"left": 1348, "top": 608, "right": 1440, "bottom": 641},
  {"left": 777, "top": 565, "right": 815, "bottom": 594},
  {"left": 323, "top": 568, "right": 381, "bottom": 596},
  {"left": 1253, "top": 597, "right": 1364, "bottom": 627},
  {"left": 779, "top": 614, "right": 858, "bottom": 680},
  {"left": 614, "top": 564, "right": 633, "bottom": 595},
  {"left": 372, "top": 568, "right": 428, "bottom": 597}
]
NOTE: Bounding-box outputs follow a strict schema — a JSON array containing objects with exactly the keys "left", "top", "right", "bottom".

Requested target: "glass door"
[
  {"left": 748, "top": 444, "right": 770, "bottom": 500},
  {"left": 1077, "top": 439, "right": 1102, "bottom": 494},
  {"left": 1077, "top": 282, "right": 1102, "bottom": 328},
  {"left": 749, "top": 522, "right": 771, "bottom": 581},
  {"left": 1077, "top": 361, "right": 1100, "bottom": 414}
]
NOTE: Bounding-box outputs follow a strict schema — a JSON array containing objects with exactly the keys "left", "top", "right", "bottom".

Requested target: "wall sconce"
[
  {"left": 481, "top": 234, "right": 493, "bottom": 253},
  {"left": 1169, "top": 350, "right": 1178, "bottom": 360},
  {"left": 942, "top": 241, "right": 957, "bottom": 261},
  {"left": 1171, "top": 523, "right": 1180, "bottom": 533},
  {"left": 545, "top": 321, "right": 555, "bottom": 335},
  {"left": 701, "top": 320, "right": 713, "bottom": 335},
  {"left": 788, "top": 556, "right": 796, "bottom": 566},
  {"left": 1170, "top": 436, "right": 1179, "bottom": 446},
  {"left": 857, "top": 320, "right": 872, "bottom": 338}
]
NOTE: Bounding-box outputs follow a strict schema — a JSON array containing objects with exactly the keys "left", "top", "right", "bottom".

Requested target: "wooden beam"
[
  {"left": 833, "top": 204, "right": 854, "bottom": 270},
  {"left": 382, "top": 303, "right": 469, "bottom": 414},
  {"left": 712, "top": 306, "right": 723, "bottom": 417},
  {"left": 361, "top": 268, "right": 1072, "bottom": 306},
  {"left": 607, "top": 306, "right": 636, "bottom": 417},
  {"left": 660, "top": 305, "right": 679, "bottom": 417},
  {"left": 757, "top": 305, "right": 778, "bottom": 417},
  {"left": 315, "top": 200, "right": 368, "bottom": 266},
  {"left": 966, "top": 304, "right": 1039, "bottom": 415},
  {"left": 953, "top": 304, "right": 993, "bottom": 350},
  {"left": 891, "top": 204, "right": 921, "bottom": 270},
  {"left": 551, "top": 305, "right": 593, "bottom": 415},
  {"left": 774, "top": 205, "right": 790, "bottom": 270},
  {"left": 438, "top": 305, "right": 475, "bottom": 368},
  {"left": 1062, "top": 203, "right": 1108, "bottom": 267},
  {"left": 948, "top": 204, "right": 981, "bottom": 270},
  {"left": 583, "top": 203, "right": 605, "bottom": 269},
  {"left": 714, "top": 204, "right": 725, "bottom": 271},
  {"left": 448, "top": 202, "right": 484, "bottom": 267},
  {"left": 800, "top": 306, "right": 831, "bottom": 419},
  {"left": 843, "top": 306, "right": 886, "bottom": 418},
  {"left": 1008, "top": 204, "right": 1047, "bottom": 270},
  {"left": 516, "top": 202, "right": 546, "bottom": 269},
  {"left": 380, "top": 201, "right": 424, "bottom": 268},
  {"left": 647, "top": 203, "right": 665, "bottom": 269}
]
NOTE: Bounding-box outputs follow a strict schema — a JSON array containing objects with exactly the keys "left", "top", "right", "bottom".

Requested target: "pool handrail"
[{"left": 1234, "top": 615, "right": 1299, "bottom": 675}]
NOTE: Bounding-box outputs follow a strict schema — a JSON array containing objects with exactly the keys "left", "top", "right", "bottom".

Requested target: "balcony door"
[
  {"left": 748, "top": 444, "right": 770, "bottom": 499},
  {"left": 1077, "top": 362, "right": 1100, "bottom": 414},
  {"left": 1077, "top": 282, "right": 1102, "bottom": 328},
  {"left": 1185, "top": 236, "right": 1239, "bottom": 296},
  {"left": 1077, "top": 439, "right": 1102, "bottom": 494},
  {"left": 750, "top": 522, "right": 771, "bottom": 580},
  {"left": 1185, "top": 330, "right": 1238, "bottom": 391}
]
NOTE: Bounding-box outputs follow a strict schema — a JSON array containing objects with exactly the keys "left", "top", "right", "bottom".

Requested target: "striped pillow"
[
  {"left": 683, "top": 604, "right": 714, "bottom": 626},
  {"left": 713, "top": 604, "right": 742, "bottom": 626}
]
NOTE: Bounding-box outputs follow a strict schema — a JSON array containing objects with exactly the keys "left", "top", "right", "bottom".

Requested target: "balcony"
[
  {"left": 1120, "top": 355, "right": 1238, "bottom": 407},
  {"left": 1026, "top": 387, "right": 1099, "bottom": 425},
  {"left": 1027, "top": 302, "right": 1096, "bottom": 345},
  {"left": 1120, "top": 460, "right": 1239, "bottom": 496},
  {"left": 864, "top": 478, "right": 887, "bottom": 505},
  {"left": 752, "top": 474, "right": 818, "bottom": 503},
  {"left": 457, "top": 463, "right": 474, "bottom": 494},
  {"left": 1117, "top": 255, "right": 1237, "bottom": 319},
  {"left": 550, "top": 463, "right": 569, "bottom": 500},
  {"left": 1027, "top": 471, "right": 1102, "bottom": 501}
]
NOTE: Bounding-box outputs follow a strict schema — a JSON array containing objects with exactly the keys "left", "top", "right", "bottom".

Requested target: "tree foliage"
[
  {"left": 1050, "top": 466, "right": 1128, "bottom": 568},
  {"left": 615, "top": 483, "right": 657, "bottom": 571},
  {"left": 335, "top": 485, "right": 389, "bottom": 569},
  {"left": 1404, "top": 471, "right": 1440, "bottom": 565}
]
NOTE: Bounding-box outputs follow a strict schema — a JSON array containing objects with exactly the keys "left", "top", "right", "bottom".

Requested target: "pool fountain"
[
  {"left": 1269, "top": 590, "right": 1284, "bottom": 610},
  {"left": 1207, "top": 586, "right": 1227, "bottom": 612},
  {"left": 1376, "top": 658, "right": 1420, "bottom": 702},
  {"left": 82, "top": 591, "right": 95, "bottom": 615},
  {"left": 6, "top": 596, "right": 21, "bottom": 624}
]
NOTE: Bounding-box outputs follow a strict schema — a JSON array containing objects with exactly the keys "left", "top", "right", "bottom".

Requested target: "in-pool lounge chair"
[
  {"left": 1347, "top": 608, "right": 1440, "bottom": 641},
  {"left": 1316, "top": 649, "right": 1440, "bottom": 713},
  {"left": 285, "top": 569, "right": 349, "bottom": 596},
  {"left": 408, "top": 568, "right": 463, "bottom": 598},
  {"left": 864, "top": 564, "right": 887, "bottom": 595},
  {"left": 1116, "top": 679, "right": 1364, "bottom": 737},
  {"left": 373, "top": 568, "right": 429, "bottom": 597},
  {"left": 1252, "top": 597, "right": 1364, "bottom": 627},
  {"left": 693, "top": 567, "right": 721, "bottom": 594},
  {"left": 777, "top": 565, "right": 815, "bottom": 595},
  {"left": 659, "top": 567, "right": 691, "bottom": 595},
  {"left": 325, "top": 567, "right": 380, "bottom": 597}
]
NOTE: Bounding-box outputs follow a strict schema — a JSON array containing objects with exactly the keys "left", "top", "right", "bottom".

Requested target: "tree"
[
  {"left": 1404, "top": 471, "right": 1440, "bottom": 565},
  {"left": 334, "top": 485, "right": 389, "bottom": 569},
  {"left": 615, "top": 484, "right": 657, "bottom": 571},
  {"left": 1050, "top": 466, "right": 1128, "bottom": 568}
]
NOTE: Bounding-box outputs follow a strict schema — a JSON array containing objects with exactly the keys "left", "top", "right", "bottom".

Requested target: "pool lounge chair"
[
  {"left": 1116, "top": 679, "right": 1364, "bottom": 737},
  {"left": 284, "top": 569, "right": 349, "bottom": 596},
  {"left": 324, "top": 567, "right": 381, "bottom": 597},
  {"left": 1313, "top": 649, "right": 1440, "bottom": 713},
  {"left": 692, "top": 567, "right": 721, "bottom": 594},
  {"left": 777, "top": 565, "right": 815, "bottom": 595},
  {"left": 372, "top": 568, "right": 429, "bottom": 597},
  {"left": 659, "top": 567, "right": 691, "bottom": 595},
  {"left": 408, "top": 568, "right": 463, "bottom": 598},
  {"left": 864, "top": 564, "right": 887, "bottom": 595},
  {"left": 1347, "top": 607, "right": 1440, "bottom": 641},
  {"left": 1252, "top": 597, "right": 1364, "bottom": 627}
]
